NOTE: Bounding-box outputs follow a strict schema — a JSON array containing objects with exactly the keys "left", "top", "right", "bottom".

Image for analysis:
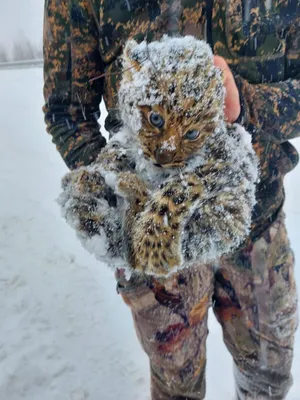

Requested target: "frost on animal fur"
[{"left": 58, "top": 36, "right": 259, "bottom": 277}]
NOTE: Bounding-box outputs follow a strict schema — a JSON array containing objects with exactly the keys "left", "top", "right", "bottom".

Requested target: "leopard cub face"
[{"left": 118, "top": 35, "right": 225, "bottom": 169}]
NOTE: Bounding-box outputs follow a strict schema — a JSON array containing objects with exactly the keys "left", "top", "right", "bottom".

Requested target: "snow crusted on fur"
[
  {"left": 180, "top": 122, "right": 259, "bottom": 266},
  {"left": 59, "top": 36, "right": 259, "bottom": 276},
  {"left": 127, "top": 119, "right": 259, "bottom": 275},
  {"left": 118, "top": 35, "right": 223, "bottom": 135},
  {"left": 57, "top": 163, "right": 127, "bottom": 271}
]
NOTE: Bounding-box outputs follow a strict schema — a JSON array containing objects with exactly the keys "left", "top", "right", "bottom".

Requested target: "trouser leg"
[
  {"left": 117, "top": 264, "right": 214, "bottom": 399},
  {"left": 213, "top": 212, "right": 298, "bottom": 399}
]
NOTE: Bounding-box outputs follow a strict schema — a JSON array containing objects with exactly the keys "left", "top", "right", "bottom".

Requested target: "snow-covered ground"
[{"left": 0, "top": 68, "right": 299, "bottom": 400}]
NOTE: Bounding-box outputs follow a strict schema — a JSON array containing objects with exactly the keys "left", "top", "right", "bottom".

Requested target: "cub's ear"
[
  {"left": 123, "top": 39, "right": 142, "bottom": 74},
  {"left": 123, "top": 39, "right": 138, "bottom": 59}
]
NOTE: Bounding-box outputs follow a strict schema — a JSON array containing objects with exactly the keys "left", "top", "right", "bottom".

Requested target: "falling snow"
[{"left": 0, "top": 57, "right": 299, "bottom": 400}]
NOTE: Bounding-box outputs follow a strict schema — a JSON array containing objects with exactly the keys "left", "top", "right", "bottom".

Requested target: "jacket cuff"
[{"left": 233, "top": 74, "right": 250, "bottom": 126}]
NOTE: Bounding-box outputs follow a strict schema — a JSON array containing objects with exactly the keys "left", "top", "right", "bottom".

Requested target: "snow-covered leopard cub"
[{"left": 59, "top": 36, "right": 259, "bottom": 277}]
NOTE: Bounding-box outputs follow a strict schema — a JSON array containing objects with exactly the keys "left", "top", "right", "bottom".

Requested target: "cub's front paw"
[
  {"left": 131, "top": 204, "right": 182, "bottom": 276},
  {"left": 62, "top": 167, "right": 116, "bottom": 206},
  {"left": 116, "top": 172, "right": 149, "bottom": 212},
  {"left": 59, "top": 166, "right": 122, "bottom": 258}
]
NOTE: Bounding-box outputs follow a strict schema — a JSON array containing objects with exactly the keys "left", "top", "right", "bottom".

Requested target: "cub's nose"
[{"left": 154, "top": 148, "right": 174, "bottom": 165}]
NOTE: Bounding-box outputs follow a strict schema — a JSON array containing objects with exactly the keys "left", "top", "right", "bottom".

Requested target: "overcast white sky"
[{"left": 0, "top": 0, "right": 43, "bottom": 52}]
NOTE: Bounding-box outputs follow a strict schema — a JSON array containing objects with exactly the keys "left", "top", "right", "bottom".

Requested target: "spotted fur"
[{"left": 59, "top": 36, "right": 259, "bottom": 277}]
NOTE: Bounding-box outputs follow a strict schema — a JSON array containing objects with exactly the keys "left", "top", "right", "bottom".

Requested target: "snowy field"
[{"left": 0, "top": 67, "right": 299, "bottom": 400}]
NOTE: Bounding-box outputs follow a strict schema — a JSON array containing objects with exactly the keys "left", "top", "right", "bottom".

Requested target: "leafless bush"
[
  {"left": 0, "top": 39, "right": 42, "bottom": 62},
  {"left": 0, "top": 45, "right": 9, "bottom": 62},
  {"left": 13, "top": 39, "right": 36, "bottom": 61}
]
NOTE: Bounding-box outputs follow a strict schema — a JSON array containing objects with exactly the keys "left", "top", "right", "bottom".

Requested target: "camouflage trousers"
[{"left": 116, "top": 212, "right": 298, "bottom": 399}]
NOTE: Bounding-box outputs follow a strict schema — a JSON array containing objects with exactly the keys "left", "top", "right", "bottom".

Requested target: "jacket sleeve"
[
  {"left": 43, "top": 0, "right": 107, "bottom": 170},
  {"left": 236, "top": 77, "right": 300, "bottom": 143},
  {"left": 235, "top": 22, "right": 300, "bottom": 143}
]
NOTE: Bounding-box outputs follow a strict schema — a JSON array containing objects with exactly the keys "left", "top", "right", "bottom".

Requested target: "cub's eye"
[
  {"left": 184, "top": 129, "right": 200, "bottom": 140},
  {"left": 149, "top": 112, "right": 164, "bottom": 128}
]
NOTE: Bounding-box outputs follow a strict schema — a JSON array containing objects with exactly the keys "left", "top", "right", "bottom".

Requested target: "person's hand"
[{"left": 213, "top": 56, "right": 241, "bottom": 123}]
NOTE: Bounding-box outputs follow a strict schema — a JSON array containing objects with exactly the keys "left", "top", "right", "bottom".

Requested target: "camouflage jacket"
[{"left": 43, "top": 0, "right": 300, "bottom": 240}]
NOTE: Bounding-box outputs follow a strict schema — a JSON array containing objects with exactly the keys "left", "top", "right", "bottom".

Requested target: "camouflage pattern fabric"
[
  {"left": 43, "top": 0, "right": 106, "bottom": 169},
  {"left": 43, "top": 0, "right": 300, "bottom": 240},
  {"left": 117, "top": 212, "right": 298, "bottom": 399},
  {"left": 43, "top": 2, "right": 299, "bottom": 397}
]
